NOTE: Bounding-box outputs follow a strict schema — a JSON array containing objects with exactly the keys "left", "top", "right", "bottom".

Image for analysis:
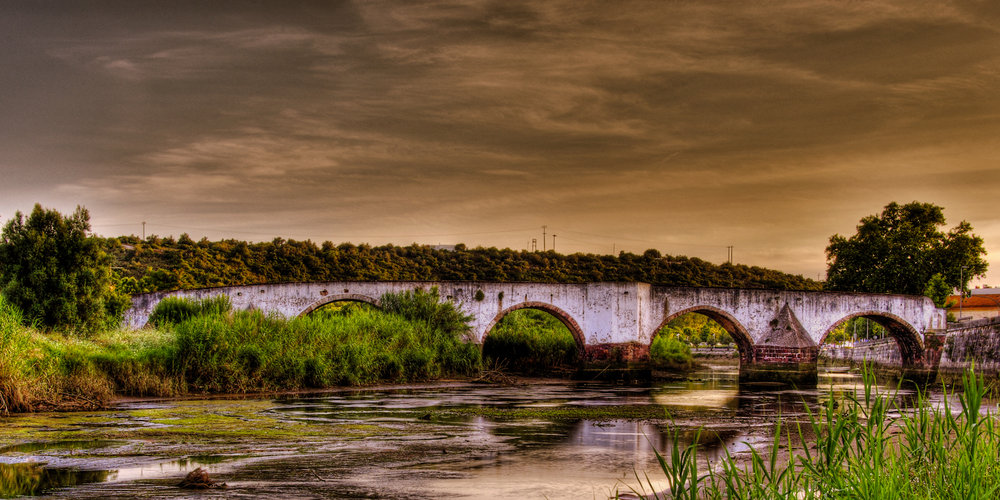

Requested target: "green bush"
[
  {"left": 0, "top": 287, "right": 486, "bottom": 410},
  {"left": 0, "top": 205, "right": 130, "bottom": 332},
  {"left": 148, "top": 295, "right": 232, "bottom": 327},
  {"left": 483, "top": 309, "right": 579, "bottom": 373},
  {"left": 649, "top": 334, "right": 693, "bottom": 369},
  {"left": 171, "top": 289, "right": 482, "bottom": 392}
]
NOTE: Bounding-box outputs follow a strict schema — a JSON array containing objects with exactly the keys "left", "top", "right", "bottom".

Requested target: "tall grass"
[
  {"left": 0, "top": 288, "right": 483, "bottom": 412},
  {"left": 148, "top": 295, "right": 232, "bottom": 326},
  {"left": 0, "top": 294, "right": 33, "bottom": 413},
  {"left": 649, "top": 334, "right": 694, "bottom": 370},
  {"left": 623, "top": 365, "right": 1000, "bottom": 499},
  {"left": 174, "top": 304, "right": 481, "bottom": 392},
  {"left": 482, "top": 309, "right": 579, "bottom": 374}
]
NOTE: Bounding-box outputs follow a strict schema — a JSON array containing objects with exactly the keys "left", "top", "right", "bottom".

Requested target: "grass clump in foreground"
[
  {"left": 622, "top": 366, "right": 1000, "bottom": 499},
  {"left": 0, "top": 288, "right": 482, "bottom": 413},
  {"left": 481, "top": 309, "right": 579, "bottom": 374}
]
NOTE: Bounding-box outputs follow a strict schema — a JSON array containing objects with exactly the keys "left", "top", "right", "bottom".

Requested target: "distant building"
[{"left": 947, "top": 288, "right": 1000, "bottom": 321}]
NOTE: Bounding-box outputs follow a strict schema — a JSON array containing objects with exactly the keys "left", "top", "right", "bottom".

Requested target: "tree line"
[
  {"left": 106, "top": 234, "right": 823, "bottom": 295},
  {"left": 2, "top": 201, "right": 987, "bottom": 333}
]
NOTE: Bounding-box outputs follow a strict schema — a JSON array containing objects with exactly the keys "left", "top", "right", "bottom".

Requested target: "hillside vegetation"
[{"left": 106, "top": 235, "right": 821, "bottom": 293}]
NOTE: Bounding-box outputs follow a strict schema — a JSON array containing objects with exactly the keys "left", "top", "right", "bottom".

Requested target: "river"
[{"left": 0, "top": 362, "right": 956, "bottom": 499}]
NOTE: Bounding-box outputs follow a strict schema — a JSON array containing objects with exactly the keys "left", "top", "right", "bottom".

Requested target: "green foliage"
[
  {"left": 0, "top": 205, "right": 130, "bottom": 332},
  {"left": 0, "top": 295, "right": 33, "bottom": 413},
  {"left": 147, "top": 295, "right": 232, "bottom": 327},
  {"left": 174, "top": 305, "right": 481, "bottom": 392},
  {"left": 107, "top": 236, "right": 822, "bottom": 293},
  {"left": 657, "top": 313, "right": 733, "bottom": 346},
  {"left": 826, "top": 201, "right": 988, "bottom": 295},
  {"left": 924, "top": 273, "right": 954, "bottom": 308},
  {"left": 824, "top": 317, "right": 888, "bottom": 344},
  {"left": 649, "top": 334, "right": 693, "bottom": 369},
  {"left": 482, "top": 309, "right": 579, "bottom": 373},
  {"left": 0, "top": 290, "right": 485, "bottom": 411}
]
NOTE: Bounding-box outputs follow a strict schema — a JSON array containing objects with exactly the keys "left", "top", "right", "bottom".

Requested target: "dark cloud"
[{"left": 2, "top": 0, "right": 999, "bottom": 283}]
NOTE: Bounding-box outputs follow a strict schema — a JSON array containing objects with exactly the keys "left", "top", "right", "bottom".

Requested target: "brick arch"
[
  {"left": 482, "top": 301, "right": 586, "bottom": 348},
  {"left": 653, "top": 306, "right": 755, "bottom": 364},
  {"left": 298, "top": 294, "right": 381, "bottom": 316},
  {"left": 819, "top": 311, "right": 924, "bottom": 367}
]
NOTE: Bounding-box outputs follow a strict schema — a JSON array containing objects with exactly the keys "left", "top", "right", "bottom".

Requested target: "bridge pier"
[
  {"left": 738, "top": 303, "right": 821, "bottom": 385},
  {"left": 741, "top": 346, "right": 820, "bottom": 385}
]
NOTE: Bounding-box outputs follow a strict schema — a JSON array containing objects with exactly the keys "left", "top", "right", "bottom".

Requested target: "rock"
[{"left": 178, "top": 467, "right": 227, "bottom": 489}]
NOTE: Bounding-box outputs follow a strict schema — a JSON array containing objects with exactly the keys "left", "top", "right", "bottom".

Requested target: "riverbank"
[{"left": 0, "top": 291, "right": 484, "bottom": 414}]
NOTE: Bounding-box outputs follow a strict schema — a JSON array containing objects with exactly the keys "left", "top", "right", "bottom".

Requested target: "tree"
[
  {"left": 923, "top": 273, "right": 953, "bottom": 308},
  {"left": 0, "top": 204, "right": 129, "bottom": 331},
  {"left": 825, "top": 201, "right": 988, "bottom": 296}
]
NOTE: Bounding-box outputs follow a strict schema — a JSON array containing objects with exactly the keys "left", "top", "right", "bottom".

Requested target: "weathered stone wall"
[
  {"left": 820, "top": 338, "right": 902, "bottom": 367},
  {"left": 938, "top": 317, "right": 1000, "bottom": 374},
  {"left": 644, "top": 286, "right": 944, "bottom": 351},
  {"left": 821, "top": 318, "right": 1000, "bottom": 376}
]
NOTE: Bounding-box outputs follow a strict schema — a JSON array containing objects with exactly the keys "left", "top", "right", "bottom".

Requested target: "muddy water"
[{"left": 0, "top": 363, "right": 951, "bottom": 499}]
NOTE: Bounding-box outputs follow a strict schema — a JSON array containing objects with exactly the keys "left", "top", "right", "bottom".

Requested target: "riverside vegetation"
[
  {"left": 0, "top": 289, "right": 481, "bottom": 414},
  {"left": 622, "top": 367, "right": 1000, "bottom": 500}
]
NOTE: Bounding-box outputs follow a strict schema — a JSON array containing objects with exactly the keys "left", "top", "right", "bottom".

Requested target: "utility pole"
[
  {"left": 960, "top": 265, "right": 967, "bottom": 321},
  {"left": 542, "top": 225, "right": 547, "bottom": 251},
  {"left": 142, "top": 221, "right": 146, "bottom": 240},
  {"left": 552, "top": 234, "right": 556, "bottom": 252}
]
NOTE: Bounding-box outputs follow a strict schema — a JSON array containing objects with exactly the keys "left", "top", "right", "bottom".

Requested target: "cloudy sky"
[{"left": 2, "top": 1, "right": 999, "bottom": 283}]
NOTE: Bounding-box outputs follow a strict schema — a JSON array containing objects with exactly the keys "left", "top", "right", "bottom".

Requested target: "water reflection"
[
  {"left": 0, "top": 463, "right": 110, "bottom": 498},
  {"left": 3, "top": 364, "right": 981, "bottom": 499}
]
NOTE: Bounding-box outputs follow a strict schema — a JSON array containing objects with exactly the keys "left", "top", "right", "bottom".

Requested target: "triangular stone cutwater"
[{"left": 760, "top": 303, "right": 816, "bottom": 348}]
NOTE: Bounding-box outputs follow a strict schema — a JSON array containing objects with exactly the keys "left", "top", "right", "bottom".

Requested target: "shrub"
[
  {"left": 0, "top": 205, "right": 129, "bottom": 332},
  {"left": 649, "top": 334, "right": 693, "bottom": 369},
  {"left": 148, "top": 296, "right": 232, "bottom": 327},
  {"left": 483, "top": 309, "right": 579, "bottom": 373}
]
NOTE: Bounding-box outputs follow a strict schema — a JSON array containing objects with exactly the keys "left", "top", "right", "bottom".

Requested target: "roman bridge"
[{"left": 125, "top": 281, "right": 947, "bottom": 382}]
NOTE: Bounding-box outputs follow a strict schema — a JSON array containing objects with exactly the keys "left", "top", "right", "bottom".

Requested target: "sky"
[{"left": 2, "top": 1, "right": 999, "bottom": 284}]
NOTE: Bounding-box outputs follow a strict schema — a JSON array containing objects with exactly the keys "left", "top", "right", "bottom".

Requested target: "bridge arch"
[
  {"left": 298, "top": 294, "right": 381, "bottom": 317},
  {"left": 482, "top": 301, "right": 586, "bottom": 348},
  {"left": 819, "top": 311, "right": 924, "bottom": 366},
  {"left": 653, "top": 306, "right": 755, "bottom": 364}
]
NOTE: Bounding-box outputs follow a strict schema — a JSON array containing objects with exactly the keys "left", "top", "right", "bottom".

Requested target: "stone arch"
[
  {"left": 653, "top": 306, "right": 755, "bottom": 364},
  {"left": 819, "top": 311, "right": 924, "bottom": 367},
  {"left": 482, "top": 301, "right": 586, "bottom": 348},
  {"left": 299, "top": 294, "right": 381, "bottom": 317}
]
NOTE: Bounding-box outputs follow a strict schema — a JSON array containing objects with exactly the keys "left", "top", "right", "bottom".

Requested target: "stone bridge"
[{"left": 126, "top": 281, "right": 946, "bottom": 382}]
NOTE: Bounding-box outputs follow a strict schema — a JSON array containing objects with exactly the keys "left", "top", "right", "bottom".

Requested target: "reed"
[{"left": 622, "top": 365, "right": 1000, "bottom": 499}]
